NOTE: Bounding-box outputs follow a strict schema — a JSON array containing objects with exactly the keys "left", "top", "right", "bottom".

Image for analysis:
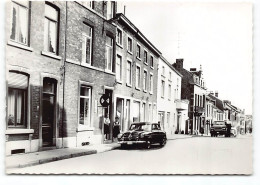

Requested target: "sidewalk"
[
  {"left": 6, "top": 142, "right": 120, "bottom": 170},
  {"left": 167, "top": 134, "right": 192, "bottom": 140}
]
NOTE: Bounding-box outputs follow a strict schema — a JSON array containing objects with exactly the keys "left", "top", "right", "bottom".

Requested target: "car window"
[
  {"left": 152, "top": 124, "right": 160, "bottom": 130},
  {"left": 129, "top": 124, "right": 151, "bottom": 131}
]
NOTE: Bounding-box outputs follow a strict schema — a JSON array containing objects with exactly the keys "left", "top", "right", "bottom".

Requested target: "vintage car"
[
  {"left": 117, "top": 122, "right": 167, "bottom": 149},
  {"left": 210, "top": 121, "right": 231, "bottom": 137}
]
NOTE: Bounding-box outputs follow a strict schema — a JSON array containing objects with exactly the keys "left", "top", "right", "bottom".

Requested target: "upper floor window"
[
  {"left": 149, "top": 73, "right": 153, "bottom": 94},
  {"left": 7, "top": 72, "right": 28, "bottom": 128},
  {"left": 143, "top": 70, "right": 148, "bottom": 92},
  {"left": 105, "top": 35, "right": 114, "bottom": 72},
  {"left": 107, "top": 1, "right": 115, "bottom": 20},
  {"left": 168, "top": 84, "right": 172, "bottom": 100},
  {"left": 161, "top": 80, "right": 165, "bottom": 98},
  {"left": 82, "top": 25, "right": 93, "bottom": 65},
  {"left": 169, "top": 71, "right": 172, "bottom": 81},
  {"left": 144, "top": 50, "right": 148, "bottom": 64},
  {"left": 126, "top": 60, "right": 132, "bottom": 86},
  {"left": 116, "top": 28, "right": 122, "bottom": 46},
  {"left": 136, "top": 44, "right": 141, "bottom": 59},
  {"left": 10, "top": 1, "right": 29, "bottom": 45},
  {"left": 116, "top": 54, "right": 122, "bottom": 82},
  {"left": 127, "top": 36, "right": 133, "bottom": 53},
  {"left": 44, "top": 4, "right": 59, "bottom": 54},
  {"left": 162, "top": 66, "right": 165, "bottom": 76},
  {"left": 136, "top": 65, "right": 141, "bottom": 89},
  {"left": 150, "top": 55, "right": 154, "bottom": 68}
]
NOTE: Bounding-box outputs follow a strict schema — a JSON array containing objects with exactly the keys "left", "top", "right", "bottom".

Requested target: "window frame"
[
  {"left": 168, "top": 83, "right": 172, "bottom": 101},
  {"left": 116, "top": 27, "right": 123, "bottom": 47},
  {"left": 116, "top": 54, "right": 123, "bottom": 83},
  {"left": 143, "top": 49, "right": 148, "bottom": 65},
  {"left": 135, "top": 63, "right": 141, "bottom": 90},
  {"left": 78, "top": 84, "right": 92, "bottom": 127},
  {"left": 161, "top": 80, "right": 165, "bottom": 98},
  {"left": 106, "top": 1, "right": 115, "bottom": 20},
  {"left": 127, "top": 35, "right": 133, "bottom": 54},
  {"left": 10, "top": 1, "right": 30, "bottom": 46},
  {"left": 44, "top": 3, "right": 60, "bottom": 55},
  {"left": 136, "top": 43, "right": 141, "bottom": 60},
  {"left": 126, "top": 59, "right": 132, "bottom": 87},
  {"left": 143, "top": 69, "right": 148, "bottom": 92},
  {"left": 150, "top": 54, "right": 154, "bottom": 69},
  {"left": 105, "top": 35, "right": 114, "bottom": 72},
  {"left": 81, "top": 24, "right": 93, "bottom": 66},
  {"left": 149, "top": 72, "right": 153, "bottom": 94}
]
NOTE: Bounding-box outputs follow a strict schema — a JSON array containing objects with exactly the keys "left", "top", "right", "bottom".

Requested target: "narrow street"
[{"left": 8, "top": 136, "right": 252, "bottom": 175}]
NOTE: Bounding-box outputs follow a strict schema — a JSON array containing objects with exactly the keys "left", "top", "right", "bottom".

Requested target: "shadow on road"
[{"left": 116, "top": 144, "right": 166, "bottom": 152}]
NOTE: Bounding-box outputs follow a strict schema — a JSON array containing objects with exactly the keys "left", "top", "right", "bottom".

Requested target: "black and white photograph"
[{"left": 2, "top": 0, "right": 256, "bottom": 177}]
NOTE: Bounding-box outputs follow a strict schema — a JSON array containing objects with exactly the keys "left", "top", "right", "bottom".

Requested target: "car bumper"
[{"left": 118, "top": 140, "right": 146, "bottom": 145}]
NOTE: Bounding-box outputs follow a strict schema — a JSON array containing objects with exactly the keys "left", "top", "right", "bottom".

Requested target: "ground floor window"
[
  {"left": 79, "top": 85, "right": 92, "bottom": 126},
  {"left": 133, "top": 101, "right": 140, "bottom": 122},
  {"left": 7, "top": 72, "right": 28, "bottom": 128}
]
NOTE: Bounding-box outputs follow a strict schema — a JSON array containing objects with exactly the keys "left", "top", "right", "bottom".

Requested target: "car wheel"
[
  {"left": 160, "top": 138, "right": 167, "bottom": 146},
  {"left": 146, "top": 141, "right": 151, "bottom": 149}
]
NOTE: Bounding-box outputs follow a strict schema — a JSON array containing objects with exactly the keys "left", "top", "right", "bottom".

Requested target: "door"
[
  {"left": 104, "top": 89, "right": 113, "bottom": 140},
  {"left": 42, "top": 78, "right": 56, "bottom": 147}
]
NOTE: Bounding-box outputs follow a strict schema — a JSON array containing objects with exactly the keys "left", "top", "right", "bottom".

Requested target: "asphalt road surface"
[{"left": 8, "top": 136, "right": 252, "bottom": 174}]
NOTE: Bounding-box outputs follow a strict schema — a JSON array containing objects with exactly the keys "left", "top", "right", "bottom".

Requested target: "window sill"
[
  {"left": 41, "top": 51, "right": 62, "bottom": 60},
  {"left": 127, "top": 50, "right": 133, "bottom": 55},
  {"left": 116, "top": 80, "right": 123, "bottom": 84},
  {"left": 149, "top": 92, "right": 153, "bottom": 95},
  {"left": 6, "top": 129, "right": 34, "bottom": 135},
  {"left": 150, "top": 66, "right": 154, "bottom": 70},
  {"left": 135, "top": 87, "right": 141, "bottom": 91},
  {"left": 126, "top": 83, "right": 132, "bottom": 88},
  {"left": 104, "top": 69, "right": 116, "bottom": 75},
  {"left": 7, "top": 40, "right": 33, "bottom": 52},
  {"left": 136, "top": 57, "right": 142, "bottom": 61},
  {"left": 77, "top": 126, "right": 95, "bottom": 132},
  {"left": 143, "top": 89, "right": 147, "bottom": 93},
  {"left": 116, "top": 43, "right": 123, "bottom": 49},
  {"left": 144, "top": 62, "right": 148, "bottom": 66},
  {"left": 161, "top": 74, "right": 166, "bottom": 78}
]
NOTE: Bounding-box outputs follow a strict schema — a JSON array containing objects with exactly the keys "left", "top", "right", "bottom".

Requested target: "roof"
[
  {"left": 160, "top": 56, "right": 183, "bottom": 77},
  {"left": 208, "top": 94, "right": 224, "bottom": 111},
  {"left": 113, "top": 13, "right": 161, "bottom": 56}
]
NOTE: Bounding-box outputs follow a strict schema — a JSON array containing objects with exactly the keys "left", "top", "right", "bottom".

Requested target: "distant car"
[
  {"left": 117, "top": 122, "right": 167, "bottom": 149},
  {"left": 210, "top": 121, "right": 230, "bottom": 137}
]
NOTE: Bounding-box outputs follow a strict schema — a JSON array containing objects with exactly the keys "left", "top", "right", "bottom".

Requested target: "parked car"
[
  {"left": 117, "top": 122, "right": 167, "bottom": 149},
  {"left": 230, "top": 127, "right": 237, "bottom": 137},
  {"left": 210, "top": 121, "right": 231, "bottom": 137}
]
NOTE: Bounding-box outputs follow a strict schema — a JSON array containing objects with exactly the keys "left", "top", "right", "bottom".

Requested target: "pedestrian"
[
  {"left": 113, "top": 116, "right": 120, "bottom": 141},
  {"left": 104, "top": 114, "right": 110, "bottom": 140}
]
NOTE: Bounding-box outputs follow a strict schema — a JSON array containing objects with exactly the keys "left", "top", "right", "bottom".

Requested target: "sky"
[{"left": 117, "top": 1, "right": 252, "bottom": 115}]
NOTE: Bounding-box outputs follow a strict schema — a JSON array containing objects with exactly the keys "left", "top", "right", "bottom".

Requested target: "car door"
[{"left": 151, "top": 124, "right": 159, "bottom": 143}]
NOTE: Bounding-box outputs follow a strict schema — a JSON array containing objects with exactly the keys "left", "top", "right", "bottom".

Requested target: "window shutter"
[{"left": 8, "top": 72, "right": 28, "bottom": 89}]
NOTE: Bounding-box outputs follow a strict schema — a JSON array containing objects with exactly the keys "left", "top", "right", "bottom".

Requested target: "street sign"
[{"left": 100, "top": 94, "right": 110, "bottom": 107}]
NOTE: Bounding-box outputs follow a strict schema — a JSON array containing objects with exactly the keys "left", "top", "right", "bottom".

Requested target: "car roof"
[{"left": 131, "top": 122, "right": 158, "bottom": 125}]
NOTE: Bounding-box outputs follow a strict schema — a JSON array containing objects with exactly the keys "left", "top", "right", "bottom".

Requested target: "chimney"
[
  {"left": 215, "top": 91, "right": 218, "bottom": 97},
  {"left": 190, "top": 68, "right": 197, "bottom": 72},
  {"left": 209, "top": 91, "right": 214, "bottom": 96},
  {"left": 175, "top": 59, "right": 183, "bottom": 69}
]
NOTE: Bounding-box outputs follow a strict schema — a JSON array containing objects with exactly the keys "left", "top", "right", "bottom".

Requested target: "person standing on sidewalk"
[
  {"left": 104, "top": 114, "right": 110, "bottom": 140},
  {"left": 113, "top": 116, "right": 120, "bottom": 141}
]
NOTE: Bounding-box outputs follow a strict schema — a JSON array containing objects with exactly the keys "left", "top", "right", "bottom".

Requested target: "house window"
[
  {"left": 168, "top": 84, "right": 171, "bottom": 100},
  {"left": 143, "top": 70, "right": 147, "bottom": 91},
  {"left": 167, "top": 112, "right": 170, "bottom": 128},
  {"left": 116, "top": 54, "right": 122, "bottom": 82},
  {"left": 161, "top": 80, "right": 165, "bottom": 98},
  {"left": 126, "top": 60, "right": 132, "bottom": 86},
  {"left": 149, "top": 73, "right": 153, "bottom": 94},
  {"left": 44, "top": 3, "right": 59, "bottom": 54},
  {"left": 82, "top": 25, "right": 92, "bottom": 65},
  {"left": 136, "top": 44, "right": 141, "bottom": 58},
  {"left": 7, "top": 72, "right": 28, "bottom": 128},
  {"left": 162, "top": 66, "right": 165, "bottom": 76},
  {"left": 116, "top": 28, "right": 122, "bottom": 46},
  {"left": 105, "top": 35, "right": 114, "bottom": 72},
  {"left": 150, "top": 55, "right": 154, "bottom": 68},
  {"left": 144, "top": 50, "right": 148, "bottom": 64},
  {"left": 169, "top": 71, "right": 172, "bottom": 81},
  {"left": 127, "top": 37, "right": 133, "bottom": 53},
  {"left": 107, "top": 1, "right": 115, "bottom": 19},
  {"left": 136, "top": 65, "right": 141, "bottom": 89},
  {"left": 149, "top": 104, "right": 152, "bottom": 122},
  {"left": 79, "top": 85, "right": 91, "bottom": 126},
  {"left": 10, "top": 1, "right": 29, "bottom": 45}
]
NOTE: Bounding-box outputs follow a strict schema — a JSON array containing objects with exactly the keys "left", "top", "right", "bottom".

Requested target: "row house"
[
  {"left": 205, "top": 92, "right": 224, "bottom": 135},
  {"left": 245, "top": 115, "right": 253, "bottom": 134},
  {"left": 223, "top": 100, "right": 241, "bottom": 133},
  {"left": 5, "top": 1, "right": 117, "bottom": 155},
  {"left": 5, "top": 1, "right": 67, "bottom": 155},
  {"left": 157, "top": 56, "right": 189, "bottom": 136},
  {"left": 173, "top": 59, "right": 207, "bottom": 135},
  {"left": 111, "top": 13, "right": 161, "bottom": 132}
]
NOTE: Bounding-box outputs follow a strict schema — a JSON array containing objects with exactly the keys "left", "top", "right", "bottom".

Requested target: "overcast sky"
[{"left": 117, "top": 1, "right": 252, "bottom": 115}]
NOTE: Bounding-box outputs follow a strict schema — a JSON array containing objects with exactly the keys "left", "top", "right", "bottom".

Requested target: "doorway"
[
  {"left": 104, "top": 89, "right": 113, "bottom": 141},
  {"left": 42, "top": 78, "right": 57, "bottom": 147}
]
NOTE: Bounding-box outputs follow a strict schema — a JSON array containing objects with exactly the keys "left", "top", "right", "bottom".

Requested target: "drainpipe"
[{"left": 61, "top": 1, "right": 68, "bottom": 148}]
